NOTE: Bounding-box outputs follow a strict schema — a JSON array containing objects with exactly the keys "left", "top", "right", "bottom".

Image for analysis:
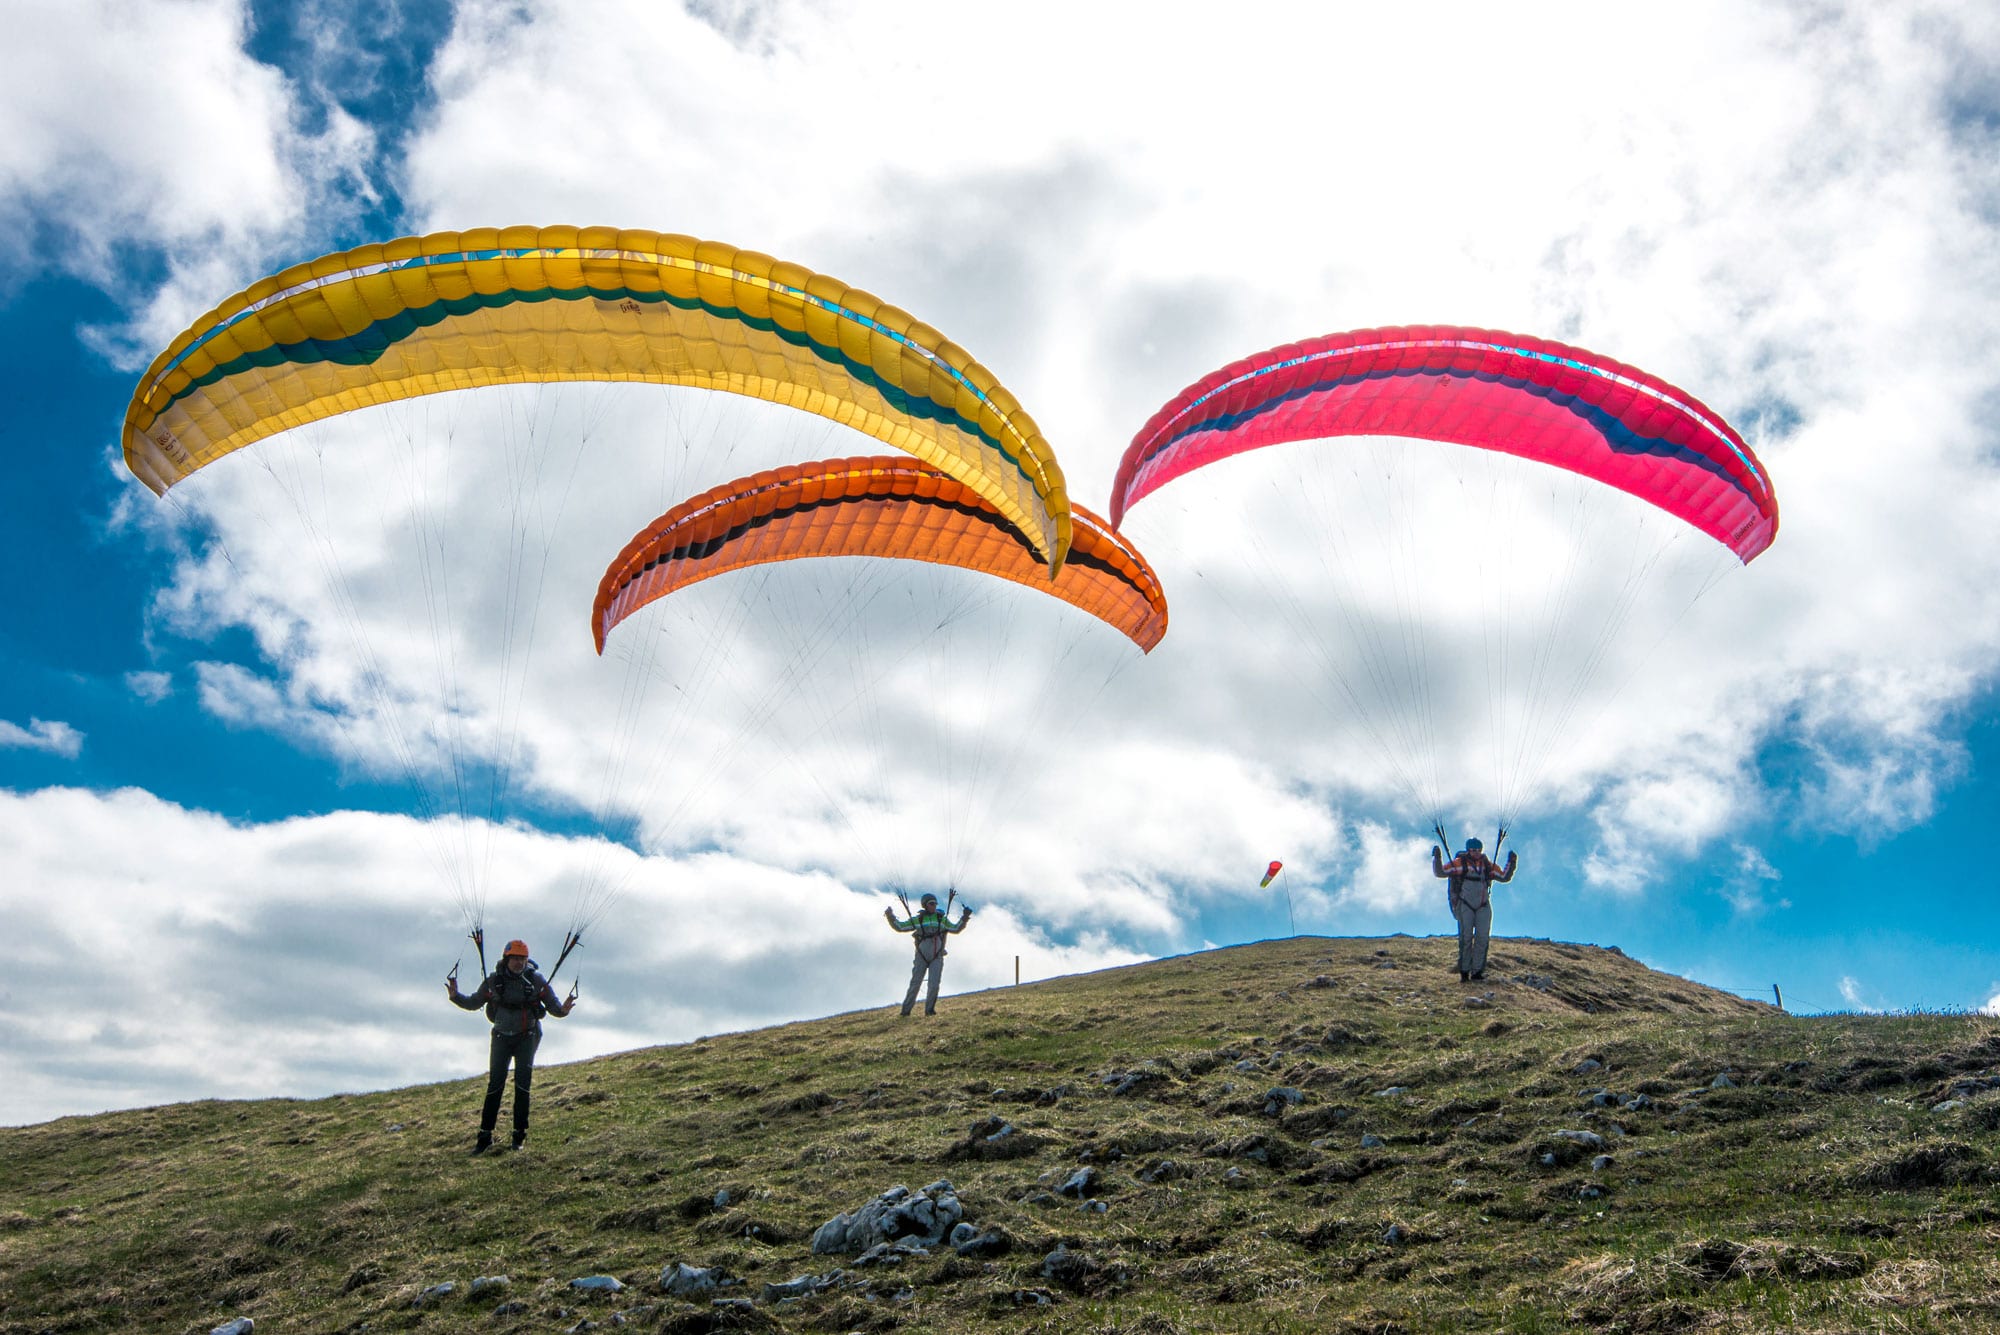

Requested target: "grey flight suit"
[
  {"left": 1434, "top": 848, "right": 1517, "bottom": 978},
  {"left": 887, "top": 905, "right": 971, "bottom": 1015}
]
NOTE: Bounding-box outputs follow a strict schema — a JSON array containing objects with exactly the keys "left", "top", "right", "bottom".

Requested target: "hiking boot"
[
  {"left": 510, "top": 1130, "right": 527, "bottom": 1151},
  {"left": 472, "top": 1131, "right": 494, "bottom": 1155},
  {"left": 1459, "top": 971, "right": 1468, "bottom": 982}
]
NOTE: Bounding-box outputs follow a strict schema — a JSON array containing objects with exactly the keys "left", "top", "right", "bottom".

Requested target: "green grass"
[{"left": 5, "top": 935, "right": 2000, "bottom": 1333}]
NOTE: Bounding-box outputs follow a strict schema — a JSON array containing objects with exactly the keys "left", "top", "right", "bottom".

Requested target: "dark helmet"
[
  {"left": 1463, "top": 838, "right": 1483, "bottom": 853},
  {"left": 921, "top": 893, "right": 939, "bottom": 908}
]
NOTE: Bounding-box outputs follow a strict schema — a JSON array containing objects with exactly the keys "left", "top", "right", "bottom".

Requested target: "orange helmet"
[{"left": 502, "top": 939, "right": 530, "bottom": 959}]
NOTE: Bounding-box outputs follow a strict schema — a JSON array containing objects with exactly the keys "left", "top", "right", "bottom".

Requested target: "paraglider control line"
[{"left": 548, "top": 930, "right": 583, "bottom": 986}]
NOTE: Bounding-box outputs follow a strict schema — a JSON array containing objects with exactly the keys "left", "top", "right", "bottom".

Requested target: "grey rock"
[
  {"left": 1711, "top": 1073, "right": 1737, "bottom": 1089},
  {"left": 1265, "top": 1086, "right": 1305, "bottom": 1107},
  {"left": 761, "top": 1270, "right": 840, "bottom": 1302},
  {"left": 1539, "top": 1153, "right": 1557, "bottom": 1166},
  {"left": 854, "top": 1240, "right": 931, "bottom": 1267},
  {"left": 1463, "top": 995, "right": 1491, "bottom": 1009},
  {"left": 710, "top": 1298, "right": 757, "bottom": 1313},
  {"left": 951, "top": 1224, "right": 1011, "bottom": 1257},
  {"left": 812, "top": 1181, "right": 963, "bottom": 1256},
  {"left": 1591, "top": 1155, "right": 1614, "bottom": 1172},
  {"left": 1080, "top": 1198, "right": 1109, "bottom": 1213},
  {"left": 412, "top": 1281, "right": 456, "bottom": 1306},
  {"left": 1360, "top": 1134, "right": 1386, "bottom": 1149},
  {"left": 1058, "top": 1166, "right": 1101, "bottom": 1198},
  {"left": 1384, "top": 1224, "right": 1408, "bottom": 1245},
  {"left": 660, "top": 1263, "right": 720, "bottom": 1298},
  {"left": 211, "top": 1321, "right": 254, "bottom": 1335},
  {"left": 1621, "top": 1094, "right": 1655, "bottom": 1111},
  {"left": 1372, "top": 1086, "right": 1408, "bottom": 1098},
  {"left": 564, "top": 1321, "right": 598, "bottom": 1334},
  {"left": 493, "top": 1301, "right": 528, "bottom": 1316},
  {"left": 1554, "top": 1130, "right": 1606, "bottom": 1149},
  {"left": 570, "top": 1275, "right": 624, "bottom": 1292},
  {"left": 1233, "top": 1059, "right": 1260, "bottom": 1073},
  {"left": 1933, "top": 1099, "right": 1966, "bottom": 1114},
  {"left": 714, "top": 1188, "right": 732, "bottom": 1208},
  {"left": 1590, "top": 1091, "right": 1618, "bottom": 1108},
  {"left": 469, "top": 1275, "right": 510, "bottom": 1298},
  {"left": 1579, "top": 1185, "right": 1604, "bottom": 1201},
  {"left": 1574, "top": 1058, "right": 1604, "bottom": 1075}
]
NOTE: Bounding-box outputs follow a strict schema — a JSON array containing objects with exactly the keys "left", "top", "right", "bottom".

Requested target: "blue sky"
[{"left": 5, "top": 0, "right": 2000, "bottom": 1125}]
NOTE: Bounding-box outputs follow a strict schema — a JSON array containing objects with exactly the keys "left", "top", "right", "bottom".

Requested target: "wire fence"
[{"left": 1705, "top": 982, "right": 1990, "bottom": 1017}]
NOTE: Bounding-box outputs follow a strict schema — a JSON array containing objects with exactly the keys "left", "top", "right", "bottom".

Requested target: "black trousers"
[{"left": 481, "top": 1029, "right": 541, "bottom": 1133}]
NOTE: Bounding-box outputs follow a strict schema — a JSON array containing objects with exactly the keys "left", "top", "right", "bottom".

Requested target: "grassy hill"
[{"left": 5, "top": 935, "right": 2000, "bottom": 1334}]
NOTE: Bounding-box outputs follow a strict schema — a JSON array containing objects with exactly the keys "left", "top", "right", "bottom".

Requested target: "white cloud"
[
  {"left": 1327, "top": 820, "right": 1441, "bottom": 917},
  {"left": 1719, "top": 844, "right": 1788, "bottom": 916},
  {"left": 1981, "top": 988, "right": 2000, "bottom": 1018},
  {"left": 28, "top": 0, "right": 2000, "bottom": 1111},
  {"left": 0, "top": 717, "right": 82, "bottom": 758},
  {"left": 0, "top": 785, "right": 1147, "bottom": 1126},
  {"left": 1839, "top": 975, "right": 1888, "bottom": 1014},
  {"left": 0, "top": 0, "right": 375, "bottom": 360},
  {"left": 124, "top": 670, "right": 173, "bottom": 704},
  {"left": 377, "top": 0, "right": 2000, "bottom": 869}
]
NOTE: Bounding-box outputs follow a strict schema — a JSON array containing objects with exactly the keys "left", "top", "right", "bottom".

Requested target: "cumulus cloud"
[
  {"left": 1327, "top": 821, "right": 1440, "bottom": 917},
  {"left": 376, "top": 0, "right": 2000, "bottom": 872},
  {"left": 124, "top": 670, "right": 173, "bottom": 704},
  {"left": 0, "top": 785, "right": 1146, "bottom": 1126},
  {"left": 0, "top": 717, "right": 82, "bottom": 758},
  {"left": 1981, "top": 988, "right": 2000, "bottom": 1018},
  {"left": 35, "top": 0, "right": 2000, "bottom": 1114},
  {"left": 0, "top": 0, "right": 376, "bottom": 358}
]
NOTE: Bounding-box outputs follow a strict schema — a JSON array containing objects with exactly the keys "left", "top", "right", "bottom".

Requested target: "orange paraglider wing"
[{"left": 594, "top": 456, "right": 1167, "bottom": 653}]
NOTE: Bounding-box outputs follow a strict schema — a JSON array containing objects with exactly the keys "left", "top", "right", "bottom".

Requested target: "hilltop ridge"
[{"left": 5, "top": 935, "right": 1999, "bottom": 1334}]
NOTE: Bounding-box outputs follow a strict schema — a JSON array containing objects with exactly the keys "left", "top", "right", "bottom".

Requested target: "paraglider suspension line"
[{"left": 547, "top": 930, "right": 582, "bottom": 986}]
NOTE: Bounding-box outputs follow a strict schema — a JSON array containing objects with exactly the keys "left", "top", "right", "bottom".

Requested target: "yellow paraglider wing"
[{"left": 122, "top": 226, "right": 1071, "bottom": 569}]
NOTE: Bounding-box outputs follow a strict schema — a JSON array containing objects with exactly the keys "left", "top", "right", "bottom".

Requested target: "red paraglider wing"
[{"left": 1110, "top": 326, "right": 1777, "bottom": 562}]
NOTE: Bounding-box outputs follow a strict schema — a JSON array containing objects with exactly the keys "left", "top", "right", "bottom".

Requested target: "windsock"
[{"left": 1260, "top": 860, "right": 1283, "bottom": 888}]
